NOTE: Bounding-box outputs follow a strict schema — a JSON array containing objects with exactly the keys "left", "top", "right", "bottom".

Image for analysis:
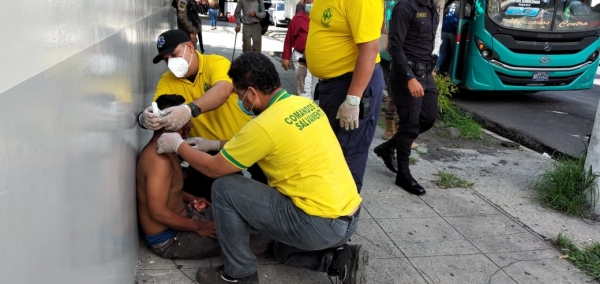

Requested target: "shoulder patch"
[
  {"left": 416, "top": 12, "right": 427, "bottom": 18},
  {"left": 179, "top": 0, "right": 187, "bottom": 9}
]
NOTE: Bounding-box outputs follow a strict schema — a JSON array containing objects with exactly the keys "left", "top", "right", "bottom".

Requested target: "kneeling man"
[{"left": 157, "top": 53, "right": 368, "bottom": 284}]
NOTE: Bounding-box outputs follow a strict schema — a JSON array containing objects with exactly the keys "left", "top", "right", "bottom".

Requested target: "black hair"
[
  {"left": 227, "top": 52, "right": 281, "bottom": 95},
  {"left": 155, "top": 94, "right": 185, "bottom": 110}
]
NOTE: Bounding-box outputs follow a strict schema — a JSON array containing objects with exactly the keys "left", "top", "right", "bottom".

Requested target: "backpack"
[{"left": 258, "top": 0, "right": 269, "bottom": 35}]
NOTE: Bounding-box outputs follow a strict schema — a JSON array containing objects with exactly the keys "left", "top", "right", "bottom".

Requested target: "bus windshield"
[{"left": 487, "top": 0, "right": 600, "bottom": 32}]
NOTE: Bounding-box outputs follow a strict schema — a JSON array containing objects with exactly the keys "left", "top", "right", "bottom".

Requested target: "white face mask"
[{"left": 168, "top": 45, "right": 190, "bottom": 78}]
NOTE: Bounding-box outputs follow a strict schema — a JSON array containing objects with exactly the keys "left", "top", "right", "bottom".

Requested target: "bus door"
[{"left": 450, "top": 0, "right": 476, "bottom": 83}]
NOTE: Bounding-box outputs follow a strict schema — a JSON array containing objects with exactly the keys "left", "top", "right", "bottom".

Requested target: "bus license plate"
[{"left": 532, "top": 72, "right": 550, "bottom": 82}]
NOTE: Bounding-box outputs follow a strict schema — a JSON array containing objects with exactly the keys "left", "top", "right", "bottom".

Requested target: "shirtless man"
[{"left": 136, "top": 94, "right": 221, "bottom": 259}]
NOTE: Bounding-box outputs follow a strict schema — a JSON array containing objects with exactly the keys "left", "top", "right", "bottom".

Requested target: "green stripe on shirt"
[{"left": 220, "top": 149, "right": 249, "bottom": 169}]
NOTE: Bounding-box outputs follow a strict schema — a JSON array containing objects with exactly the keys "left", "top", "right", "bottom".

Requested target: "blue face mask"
[
  {"left": 238, "top": 89, "right": 255, "bottom": 116},
  {"left": 305, "top": 4, "right": 312, "bottom": 14}
]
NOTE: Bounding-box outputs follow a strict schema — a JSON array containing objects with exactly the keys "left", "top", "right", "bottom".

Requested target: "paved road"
[{"left": 451, "top": 68, "right": 600, "bottom": 157}]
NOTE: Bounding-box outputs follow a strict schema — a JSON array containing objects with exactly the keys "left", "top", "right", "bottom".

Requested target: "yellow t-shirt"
[
  {"left": 305, "top": 0, "right": 384, "bottom": 79},
  {"left": 154, "top": 51, "right": 252, "bottom": 140},
  {"left": 221, "top": 90, "right": 361, "bottom": 218}
]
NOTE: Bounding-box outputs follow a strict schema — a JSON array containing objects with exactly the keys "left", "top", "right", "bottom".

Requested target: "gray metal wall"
[{"left": 0, "top": 1, "right": 172, "bottom": 283}]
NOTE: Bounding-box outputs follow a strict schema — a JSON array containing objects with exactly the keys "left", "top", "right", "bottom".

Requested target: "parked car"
[{"left": 268, "top": 1, "right": 286, "bottom": 26}]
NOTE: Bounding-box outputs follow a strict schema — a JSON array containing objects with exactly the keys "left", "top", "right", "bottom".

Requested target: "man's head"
[
  {"left": 152, "top": 30, "right": 198, "bottom": 78},
  {"left": 227, "top": 52, "right": 282, "bottom": 116},
  {"left": 154, "top": 94, "right": 193, "bottom": 138},
  {"left": 304, "top": 0, "right": 313, "bottom": 14}
]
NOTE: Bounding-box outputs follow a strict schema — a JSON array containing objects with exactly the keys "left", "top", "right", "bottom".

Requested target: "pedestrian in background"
[
  {"left": 300, "top": 0, "right": 385, "bottom": 192},
  {"left": 436, "top": 0, "right": 460, "bottom": 75},
  {"left": 208, "top": 0, "right": 220, "bottom": 30},
  {"left": 234, "top": 0, "right": 267, "bottom": 53},
  {"left": 174, "top": 0, "right": 205, "bottom": 54},
  {"left": 374, "top": 0, "right": 439, "bottom": 196},
  {"left": 282, "top": 0, "right": 317, "bottom": 100}
]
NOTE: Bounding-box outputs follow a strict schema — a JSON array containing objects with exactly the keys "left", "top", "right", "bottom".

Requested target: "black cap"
[{"left": 152, "top": 30, "right": 191, "bottom": 64}]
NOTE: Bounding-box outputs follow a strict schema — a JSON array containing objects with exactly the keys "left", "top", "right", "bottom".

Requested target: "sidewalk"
[{"left": 135, "top": 22, "right": 599, "bottom": 284}]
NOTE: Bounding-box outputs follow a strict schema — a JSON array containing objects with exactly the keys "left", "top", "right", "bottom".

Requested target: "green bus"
[{"left": 380, "top": 0, "right": 600, "bottom": 91}]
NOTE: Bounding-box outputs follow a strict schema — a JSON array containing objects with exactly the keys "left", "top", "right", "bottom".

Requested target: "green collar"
[{"left": 266, "top": 89, "right": 291, "bottom": 109}]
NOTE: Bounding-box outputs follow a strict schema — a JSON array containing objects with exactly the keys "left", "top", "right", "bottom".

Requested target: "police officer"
[
  {"left": 374, "top": 0, "right": 439, "bottom": 196},
  {"left": 175, "top": 0, "right": 205, "bottom": 54}
]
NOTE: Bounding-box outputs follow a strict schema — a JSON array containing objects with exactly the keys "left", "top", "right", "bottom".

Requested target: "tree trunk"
[{"left": 433, "top": 0, "right": 445, "bottom": 56}]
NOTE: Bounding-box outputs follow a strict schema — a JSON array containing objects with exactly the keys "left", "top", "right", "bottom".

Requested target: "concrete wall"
[{"left": 0, "top": 0, "right": 172, "bottom": 283}]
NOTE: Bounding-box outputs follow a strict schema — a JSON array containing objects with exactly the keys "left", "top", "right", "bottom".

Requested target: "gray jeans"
[
  {"left": 212, "top": 175, "right": 360, "bottom": 278},
  {"left": 242, "top": 23, "right": 262, "bottom": 53}
]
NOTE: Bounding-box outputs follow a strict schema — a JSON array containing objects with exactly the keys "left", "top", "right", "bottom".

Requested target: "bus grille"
[{"left": 495, "top": 72, "right": 582, "bottom": 86}]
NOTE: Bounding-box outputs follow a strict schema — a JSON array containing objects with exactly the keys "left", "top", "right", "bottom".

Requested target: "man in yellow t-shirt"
[
  {"left": 137, "top": 30, "right": 265, "bottom": 199},
  {"left": 156, "top": 53, "right": 368, "bottom": 284},
  {"left": 297, "top": 0, "right": 385, "bottom": 193}
]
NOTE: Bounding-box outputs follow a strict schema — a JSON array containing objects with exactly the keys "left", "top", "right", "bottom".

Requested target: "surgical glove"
[
  {"left": 157, "top": 133, "right": 185, "bottom": 154},
  {"left": 160, "top": 104, "right": 193, "bottom": 131},
  {"left": 336, "top": 100, "right": 360, "bottom": 131},
  {"left": 295, "top": 65, "right": 307, "bottom": 94},
  {"left": 185, "top": 137, "right": 220, "bottom": 152},
  {"left": 140, "top": 106, "right": 162, "bottom": 130}
]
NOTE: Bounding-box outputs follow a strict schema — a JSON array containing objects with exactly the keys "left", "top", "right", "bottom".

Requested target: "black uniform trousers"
[
  {"left": 318, "top": 64, "right": 385, "bottom": 192},
  {"left": 389, "top": 73, "right": 438, "bottom": 162}
]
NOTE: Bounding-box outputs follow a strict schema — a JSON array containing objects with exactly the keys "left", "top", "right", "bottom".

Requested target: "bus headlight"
[
  {"left": 482, "top": 49, "right": 491, "bottom": 58},
  {"left": 474, "top": 37, "right": 499, "bottom": 60}
]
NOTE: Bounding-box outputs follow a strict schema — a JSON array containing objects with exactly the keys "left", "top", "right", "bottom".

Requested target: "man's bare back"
[{"left": 136, "top": 135, "right": 188, "bottom": 235}]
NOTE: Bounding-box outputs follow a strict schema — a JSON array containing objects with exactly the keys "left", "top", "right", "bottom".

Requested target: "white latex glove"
[
  {"left": 157, "top": 133, "right": 185, "bottom": 154},
  {"left": 140, "top": 106, "right": 162, "bottom": 130},
  {"left": 295, "top": 65, "right": 307, "bottom": 94},
  {"left": 160, "top": 104, "right": 193, "bottom": 131},
  {"left": 336, "top": 100, "right": 360, "bottom": 131},
  {"left": 185, "top": 137, "right": 220, "bottom": 152}
]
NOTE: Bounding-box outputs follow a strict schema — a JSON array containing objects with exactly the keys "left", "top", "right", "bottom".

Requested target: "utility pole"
[{"left": 584, "top": 101, "right": 600, "bottom": 215}]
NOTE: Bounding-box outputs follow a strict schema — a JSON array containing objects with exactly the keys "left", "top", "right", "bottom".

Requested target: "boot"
[
  {"left": 395, "top": 161, "right": 426, "bottom": 195},
  {"left": 374, "top": 142, "right": 398, "bottom": 173},
  {"left": 382, "top": 119, "right": 395, "bottom": 140}
]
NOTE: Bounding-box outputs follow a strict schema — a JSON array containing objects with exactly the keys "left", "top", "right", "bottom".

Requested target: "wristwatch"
[
  {"left": 187, "top": 102, "right": 202, "bottom": 118},
  {"left": 345, "top": 95, "right": 361, "bottom": 106}
]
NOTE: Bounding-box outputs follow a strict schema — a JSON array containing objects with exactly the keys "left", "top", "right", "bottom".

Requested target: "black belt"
[
  {"left": 407, "top": 60, "right": 434, "bottom": 76},
  {"left": 338, "top": 207, "right": 360, "bottom": 222}
]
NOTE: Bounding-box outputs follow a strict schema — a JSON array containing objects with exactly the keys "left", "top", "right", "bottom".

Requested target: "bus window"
[{"left": 487, "top": 0, "right": 600, "bottom": 32}]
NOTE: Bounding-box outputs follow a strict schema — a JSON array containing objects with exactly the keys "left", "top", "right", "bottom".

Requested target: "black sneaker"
[
  {"left": 196, "top": 265, "right": 259, "bottom": 284},
  {"left": 329, "top": 244, "right": 369, "bottom": 284}
]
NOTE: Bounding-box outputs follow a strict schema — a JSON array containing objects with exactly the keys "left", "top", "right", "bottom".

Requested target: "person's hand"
[
  {"left": 193, "top": 197, "right": 211, "bottom": 206},
  {"left": 160, "top": 104, "right": 193, "bottom": 131},
  {"left": 140, "top": 106, "right": 162, "bottom": 130},
  {"left": 157, "top": 132, "right": 185, "bottom": 154},
  {"left": 185, "top": 137, "right": 220, "bottom": 152},
  {"left": 295, "top": 64, "right": 307, "bottom": 94},
  {"left": 336, "top": 98, "right": 360, "bottom": 131},
  {"left": 190, "top": 33, "right": 197, "bottom": 43},
  {"left": 235, "top": 26, "right": 241, "bottom": 33},
  {"left": 407, "top": 78, "right": 424, "bottom": 97},
  {"left": 282, "top": 59, "right": 290, "bottom": 70},
  {"left": 196, "top": 221, "right": 217, "bottom": 239},
  {"left": 249, "top": 11, "right": 256, "bottom": 17}
]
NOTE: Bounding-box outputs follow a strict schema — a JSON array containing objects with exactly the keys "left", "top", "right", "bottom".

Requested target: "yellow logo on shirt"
[
  {"left": 321, "top": 8, "right": 333, "bottom": 28},
  {"left": 416, "top": 12, "right": 427, "bottom": 18}
]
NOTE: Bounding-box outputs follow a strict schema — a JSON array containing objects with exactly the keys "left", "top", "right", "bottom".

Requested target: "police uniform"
[
  {"left": 374, "top": 0, "right": 439, "bottom": 195},
  {"left": 305, "top": 0, "right": 385, "bottom": 192},
  {"left": 176, "top": 0, "right": 205, "bottom": 53}
]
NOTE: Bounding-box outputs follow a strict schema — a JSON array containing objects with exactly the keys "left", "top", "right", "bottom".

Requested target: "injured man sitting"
[{"left": 136, "top": 94, "right": 269, "bottom": 259}]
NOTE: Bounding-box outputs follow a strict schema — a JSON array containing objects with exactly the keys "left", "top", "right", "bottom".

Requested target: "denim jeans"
[
  {"left": 211, "top": 175, "right": 360, "bottom": 278},
  {"left": 209, "top": 8, "right": 218, "bottom": 27},
  {"left": 436, "top": 32, "right": 456, "bottom": 75}
]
